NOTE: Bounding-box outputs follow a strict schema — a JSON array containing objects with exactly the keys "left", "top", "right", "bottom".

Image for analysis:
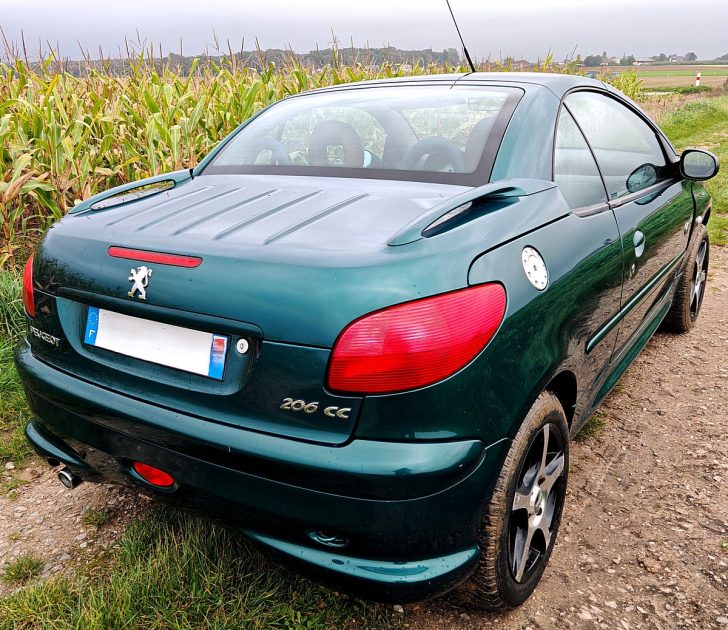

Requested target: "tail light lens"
[
  {"left": 22, "top": 254, "right": 35, "bottom": 318},
  {"left": 327, "top": 283, "right": 506, "bottom": 395}
]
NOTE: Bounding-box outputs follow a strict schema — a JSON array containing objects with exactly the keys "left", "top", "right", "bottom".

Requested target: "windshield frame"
[{"left": 200, "top": 84, "right": 524, "bottom": 186}]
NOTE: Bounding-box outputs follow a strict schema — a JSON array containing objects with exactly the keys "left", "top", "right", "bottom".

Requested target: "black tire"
[
  {"left": 663, "top": 223, "right": 709, "bottom": 333},
  {"left": 459, "top": 391, "right": 569, "bottom": 610}
]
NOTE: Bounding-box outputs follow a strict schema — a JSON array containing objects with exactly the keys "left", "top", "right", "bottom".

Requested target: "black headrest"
[
  {"left": 308, "top": 120, "right": 364, "bottom": 167},
  {"left": 464, "top": 117, "right": 497, "bottom": 172}
]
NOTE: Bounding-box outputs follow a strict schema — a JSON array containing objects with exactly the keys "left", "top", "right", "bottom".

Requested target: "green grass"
[
  {"left": 638, "top": 69, "right": 728, "bottom": 77},
  {"left": 576, "top": 410, "right": 609, "bottom": 440},
  {"left": 82, "top": 509, "right": 112, "bottom": 529},
  {"left": 646, "top": 86, "right": 715, "bottom": 95},
  {"left": 660, "top": 96, "right": 728, "bottom": 245},
  {"left": 707, "top": 214, "right": 728, "bottom": 246},
  {"left": 0, "top": 268, "right": 31, "bottom": 465},
  {"left": 0, "top": 507, "right": 398, "bottom": 629},
  {"left": 0, "top": 338, "right": 30, "bottom": 465},
  {"left": 1, "top": 476, "right": 27, "bottom": 497},
  {"left": 1, "top": 555, "right": 44, "bottom": 586},
  {"left": 0, "top": 268, "right": 24, "bottom": 340}
]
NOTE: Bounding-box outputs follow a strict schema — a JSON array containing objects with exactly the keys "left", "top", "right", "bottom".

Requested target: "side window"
[
  {"left": 565, "top": 92, "right": 666, "bottom": 200},
  {"left": 554, "top": 108, "right": 607, "bottom": 209}
]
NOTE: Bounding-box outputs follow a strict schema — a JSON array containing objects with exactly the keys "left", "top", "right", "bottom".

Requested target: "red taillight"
[
  {"left": 108, "top": 246, "right": 202, "bottom": 268},
  {"left": 132, "top": 462, "right": 175, "bottom": 488},
  {"left": 22, "top": 254, "right": 35, "bottom": 318},
  {"left": 327, "top": 283, "right": 506, "bottom": 394}
]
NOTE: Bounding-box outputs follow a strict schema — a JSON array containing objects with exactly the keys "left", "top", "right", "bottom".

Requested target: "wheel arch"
[
  {"left": 544, "top": 370, "right": 577, "bottom": 426},
  {"left": 702, "top": 206, "right": 711, "bottom": 227}
]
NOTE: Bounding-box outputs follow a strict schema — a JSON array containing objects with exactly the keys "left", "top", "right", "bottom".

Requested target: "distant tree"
[
  {"left": 619, "top": 55, "right": 635, "bottom": 66},
  {"left": 685, "top": 51, "right": 698, "bottom": 62},
  {"left": 656, "top": 52, "right": 668, "bottom": 62},
  {"left": 583, "top": 54, "right": 603, "bottom": 67},
  {"left": 719, "top": 53, "right": 728, "bottom": 61},
  {"left": 442, "top": 48, "right": 460, "bottom": 65}
]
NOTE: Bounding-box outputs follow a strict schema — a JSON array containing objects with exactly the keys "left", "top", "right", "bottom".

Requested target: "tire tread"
[
  {"left": 456, "top": 391, "right": 568, "bottom": 611},
  {"left": 663, "top": 224, "right": 709, "bottom": 333}
]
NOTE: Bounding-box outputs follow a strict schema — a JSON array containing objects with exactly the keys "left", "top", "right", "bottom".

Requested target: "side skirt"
[{"left": 570, "top": 291, "right": 673, "bottom": 437}]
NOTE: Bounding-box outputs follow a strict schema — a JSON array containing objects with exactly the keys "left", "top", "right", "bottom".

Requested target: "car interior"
[{"left": 211, "top": 88, "right": 512, "bottom": 177}]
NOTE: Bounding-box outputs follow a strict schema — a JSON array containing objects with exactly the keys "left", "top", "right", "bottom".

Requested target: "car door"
[
  {"left": 565, "top": 91, "right": 694, "bottom": 356},
  {"left": 552, "top": 105, "right": 624, "bottom": 396}
]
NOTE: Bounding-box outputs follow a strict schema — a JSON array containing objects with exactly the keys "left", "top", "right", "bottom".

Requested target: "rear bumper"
[{"left": 16, "top": 341, "right": 509, "bottom": 602}]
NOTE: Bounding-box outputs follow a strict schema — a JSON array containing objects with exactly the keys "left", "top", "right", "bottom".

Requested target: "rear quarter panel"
[{"left": 356, "top": 197, "right": 623, "bottom": 445}]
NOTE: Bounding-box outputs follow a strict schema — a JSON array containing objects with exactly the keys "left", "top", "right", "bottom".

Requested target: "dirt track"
[{"left": 2, "top": 250, "right": 727, "bottom": 627}]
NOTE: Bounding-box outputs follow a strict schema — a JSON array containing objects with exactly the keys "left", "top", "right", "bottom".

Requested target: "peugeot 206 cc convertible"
[{"left": 16, "top": 73, "right": 718, "bottom": 609}]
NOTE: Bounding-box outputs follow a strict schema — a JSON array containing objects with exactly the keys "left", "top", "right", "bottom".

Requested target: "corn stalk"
[{"left": 0, "top": 49, "right": 636, "bottom": 271}]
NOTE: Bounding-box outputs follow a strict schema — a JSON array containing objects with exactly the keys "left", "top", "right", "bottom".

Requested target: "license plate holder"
[{"left": 84, "top": 306, "right": 228, "bottom": 380}]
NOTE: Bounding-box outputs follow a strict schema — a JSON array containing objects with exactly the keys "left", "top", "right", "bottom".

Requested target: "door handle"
[{"left": 633, "top": 230, "right": 645, "bottom": 258}]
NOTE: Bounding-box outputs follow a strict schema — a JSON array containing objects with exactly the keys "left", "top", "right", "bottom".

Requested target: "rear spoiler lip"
[
  {"left": 388, "top": 178, "right": 556, "bottom": 246},
  {"left": 69, "top": 169, "right": 193, "bottom": 215}
]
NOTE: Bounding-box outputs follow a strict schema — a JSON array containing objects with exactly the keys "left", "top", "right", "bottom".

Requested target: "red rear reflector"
[
  {"left": 132, "top": 461, "right": 175, "bottom": 487},
  {"left": 327, "top": 283, "right": 506, "bottom": 394},
  {"left": 108, "top": 246, "right": 202, "bottom": 268},
  {"left": 22, "top": 254, "right": 35, "bottom": 318}
]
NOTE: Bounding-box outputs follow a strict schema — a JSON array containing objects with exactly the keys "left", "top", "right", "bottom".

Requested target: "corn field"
[{"left": 0, "top": 51, "right": 643, "bottom": 270}]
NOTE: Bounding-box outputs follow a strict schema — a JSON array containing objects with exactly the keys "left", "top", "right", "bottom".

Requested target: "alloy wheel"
[
  {"left": 689, "top": 240, "right": 708, "bottom": 319},
  {"left": 509, "top": 423, "right": 566, "bottom": 583}
]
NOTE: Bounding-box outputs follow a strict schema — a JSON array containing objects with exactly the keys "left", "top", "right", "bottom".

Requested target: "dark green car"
[{"left": 16, "top": 73, "right": 718, "bottom": 609}]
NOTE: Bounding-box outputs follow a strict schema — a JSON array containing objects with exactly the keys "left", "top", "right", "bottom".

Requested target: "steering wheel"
[
  {"left": 401, "top": 138, "right": 465, "bottom": 173},
  {"left": 243, "top": 138, "right": 292, "bottom": 165}
]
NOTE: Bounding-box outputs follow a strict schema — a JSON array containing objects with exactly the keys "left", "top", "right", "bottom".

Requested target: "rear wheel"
[
  {"left": 461, "top": 392, "right": 569, "bottom": 610},
  {"left": 663, "top": 223, "right": 709, "bottom": 333}
]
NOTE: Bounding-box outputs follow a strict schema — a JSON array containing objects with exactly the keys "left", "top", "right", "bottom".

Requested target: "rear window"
[{"left": 204, "top": 85, "right": 521, "bottom": 186}]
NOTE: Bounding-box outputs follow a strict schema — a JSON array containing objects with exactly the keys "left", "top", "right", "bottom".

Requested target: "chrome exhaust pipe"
[{"left": 58, "top": 467, "right": 83, "bottom": 489}]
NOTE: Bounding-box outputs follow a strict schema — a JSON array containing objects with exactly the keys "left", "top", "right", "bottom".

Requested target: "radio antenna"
[{"left": 445, "top": 0, "right": 476, "bottom": 73}]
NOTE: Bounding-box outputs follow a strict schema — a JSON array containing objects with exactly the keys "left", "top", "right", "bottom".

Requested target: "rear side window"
[
  {"left": 565, "top": 92, "right": 666, "bottom": 200},
  {"left": 553, "top": 108, "right": 607, "bottom": 209}
]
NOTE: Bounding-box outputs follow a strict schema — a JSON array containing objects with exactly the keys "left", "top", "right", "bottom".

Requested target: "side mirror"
[
  {"left": 680, "top": 149, "right": 719, "bottom": 181},
  {"left": 626, "top": 163, "right": 659, "bottom": 194}
]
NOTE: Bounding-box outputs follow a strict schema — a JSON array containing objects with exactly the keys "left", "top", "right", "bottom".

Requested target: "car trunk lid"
[{"left": 30, "top": 174, "right": 469, "bottom": 445}]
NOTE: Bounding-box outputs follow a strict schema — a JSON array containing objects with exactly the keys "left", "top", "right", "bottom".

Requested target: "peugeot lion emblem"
[{"left": 128, "top": 265, "right": 153, "bottom": 300}]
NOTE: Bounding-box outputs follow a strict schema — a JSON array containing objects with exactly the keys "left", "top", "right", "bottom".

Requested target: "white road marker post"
[{"left": 695, "top": 71, "right": 701, "bottom": 88}]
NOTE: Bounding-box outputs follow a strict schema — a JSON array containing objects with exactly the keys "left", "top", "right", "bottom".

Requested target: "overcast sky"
[{"left": 2, "top": 0, "right": 727, "bottom": 61}]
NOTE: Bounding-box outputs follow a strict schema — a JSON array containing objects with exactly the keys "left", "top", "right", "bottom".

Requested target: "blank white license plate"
[{"left": 83, "top": 307, "right": 228, "bottom": 380}]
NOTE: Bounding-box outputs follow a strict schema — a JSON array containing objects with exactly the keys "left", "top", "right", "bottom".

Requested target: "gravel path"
[
  {"left": 1, "top": 249, "right": 726, "bottom": 627},
  {"left": 0, "top": 465, "right": 145, "bottom": 596}
]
